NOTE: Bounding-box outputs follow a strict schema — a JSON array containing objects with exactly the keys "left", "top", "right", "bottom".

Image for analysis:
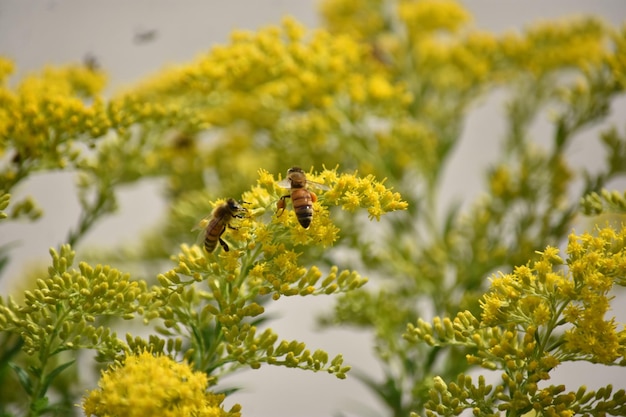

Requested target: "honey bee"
[
  {"left": 276, "top": 167, "right": 329, "bottom": 229},
  {"left": 195, "top": 198, "right": 246, "bottom": 253}
]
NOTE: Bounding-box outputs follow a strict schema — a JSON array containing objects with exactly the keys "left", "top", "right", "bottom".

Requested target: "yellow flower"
[
  {"left": 319, "top": 0, "right": 387, "bottom": 40},
  {"left": 504, "top": 17, "right": 609, "bottom": 76},
  {"left": 398, "top": 0, "right": 471, "bottom": 36},
  {"left": 479, "top": 292, "right": 508, "bottom": 326},
  {"left": 0, "top": 56, "right": 14, "bottom": 80},
  {"left": 82, "top": 351, "right": 240, "bottom": 417},
  {"left": 368, "top": 75, "right": 394, "bottom": 100}
]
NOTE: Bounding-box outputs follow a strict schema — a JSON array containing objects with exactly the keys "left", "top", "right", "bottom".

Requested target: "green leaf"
[
  {"left": 0, "top": 335, "right": 23, "bottom": 369},
  {"left": 9, "top": 363, "right": 33, "bottom": 395},
  {"left": 41, "top": 360, "right": 75, "bottom": 396}
]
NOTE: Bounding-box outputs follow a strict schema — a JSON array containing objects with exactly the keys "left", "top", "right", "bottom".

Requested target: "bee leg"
[
  {"left": 277, "top": 195, "right": 290, "bottom": 216},
  {"left": 218, "top": 228, "right": 230, "bottom": 252},
  {"left": 310, "top": 191, "right": 318, "bottom": 203},
  {"left": 218, "top": 237, "right": 230, "bottom": 252}
]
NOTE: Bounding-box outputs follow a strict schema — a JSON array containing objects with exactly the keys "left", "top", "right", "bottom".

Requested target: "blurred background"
[{"left": 1, "top": 1, "right": 625, "bottom": 416}]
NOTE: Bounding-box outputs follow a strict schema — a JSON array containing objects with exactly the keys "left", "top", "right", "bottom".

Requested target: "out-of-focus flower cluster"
[
  {"left": 107, "top": 17, "right": 410, "bottom": 200},
  {"left": 0, "top": 58, "right": 108, "bottom": 189},
  {"left": 83, "top": 351, "right": 241, "bottom": 417},
  {"left": 405, "top": 226, "right": 626, "bottom": 415}
]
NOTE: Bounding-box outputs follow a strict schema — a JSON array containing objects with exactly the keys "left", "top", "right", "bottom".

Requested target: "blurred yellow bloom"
[
  {"left": 398, "top": 0, "right": 471, "bottom": 36},
  {"left": 320, "top": 0, "right": 386, "bottom": 40},
  {"left": 83, "top": 351, "right": 240, "bottom": 417},
  {"left": 0, "top": 57, "right": 14, "bottom": 83}
]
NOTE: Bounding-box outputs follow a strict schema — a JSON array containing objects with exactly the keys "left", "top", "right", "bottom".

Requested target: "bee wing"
[
  {"left": 306, "top": 179, "right": 330, "bottom": 191},
  {"left": 194, "top": 228, "right": 206, "bottom": 247},
  {"left": 191, "top": 215, "right": 211, "bottom": 232},
  {"left": 191, "top": 216, "right": 211, "bottom": 248},
  {"left": 277, "top": 178, "right": 291, "bottom": 189},
  {"left": 277, "top": 178, "right": 329, "bottom": 190}
]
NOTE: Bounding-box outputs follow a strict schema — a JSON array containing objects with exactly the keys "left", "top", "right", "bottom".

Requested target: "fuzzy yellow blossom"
[
  {"left": 502, "top": 17, "right": 609, "bottom": 76},
  {"left": 119, "top": 16, "right": 403, "bottom": 137},
  {"left": 368, "top": 74, "right": 394, "bottom": 100},
  {"left": 489, "top": 166, "right": 514, "bottom": 199},
  {"left": 82, "top": 351, "right": 240, "bottom": 417},
  {"left": 320, "top": 0, "right": 387, "bottom": 40},
  {"left": 398, "top": 0, "right": 471, "bottom": 36},
  {"left": 0, "top": 57, "right": 14, "bottom": 83},
  {"left": 608, "top": 24, "right": 626, "bottom": 88}
]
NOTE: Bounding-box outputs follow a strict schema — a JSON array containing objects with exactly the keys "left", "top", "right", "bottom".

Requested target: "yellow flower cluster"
[
  {"left": 397, "top": 0, "right": 470, "bottom": 36},
  {"left": 320, "top": 0, "right": 387, "bottom": 40},
  {"left": 502, "top": 17, "right": 608, "bottom": 76},
  {"left": 124, "top": 17, "right": 403, "bottom": 126},
  {"left": 0, "top": 61, "right": 109, "bottom": 188},
  {"left": 563, "top": 228, "right": 626, "bottom": 363},
  {"left": 82, "top": 351, "right": 241, "bottom": 417},
  {"left": 169, "top": 167, "right": 400, "bottom": 293},
  {"left": 405, "top": 225, "right": 626, "bottom": 415},
  {"left": 321, "top": 0, "right": 620, "bottom": 104},
  {"left": 238, "top": 167, "right": 407, "bottom": 247},
  {"left": 321, "top": 169, "right": 408, "bottom": 220},
  {"left": 479, "top": 226, "right": 626, "bottom": 364}
]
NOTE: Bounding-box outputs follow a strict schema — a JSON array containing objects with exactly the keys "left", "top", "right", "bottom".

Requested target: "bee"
[
  {"left": 276, "top": 167, "right": 328, "bottom": 229},
  {"left": 195, "top": 198, "right": 246, "bottom": 253}
]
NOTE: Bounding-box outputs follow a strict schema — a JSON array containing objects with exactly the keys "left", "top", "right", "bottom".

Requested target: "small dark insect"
[
  {"left": 133, "top": 29, "right": 158, "bottom": 44},
  {"left": 83, "top": 53, "right": 100, "bottom": 71}
]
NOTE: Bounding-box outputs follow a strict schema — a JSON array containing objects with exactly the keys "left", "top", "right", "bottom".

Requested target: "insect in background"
[
  {"left": 194, "top": 198, "right": 246, "bottom": 253},
  {"left": 277, "top": 167, "right": 329, "bottom": 229}
]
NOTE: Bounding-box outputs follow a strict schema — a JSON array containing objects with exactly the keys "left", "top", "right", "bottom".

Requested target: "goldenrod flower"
[
  {"left": 397, "top": 0, "right": 471, "bottom": 36},
  {"left": 82, "top": 351, "right": 240, "bottom": 417},
  {"left": 406, "top": 225, "right": 626, "bottom": 414}
]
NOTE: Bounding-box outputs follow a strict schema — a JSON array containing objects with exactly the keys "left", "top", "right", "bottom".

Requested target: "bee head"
[
  {"left": 286, "top": 167, "right": 307, "bottom": 186},
  {"left": 226, "top": 198, "right": 246, "bottom": 214}
]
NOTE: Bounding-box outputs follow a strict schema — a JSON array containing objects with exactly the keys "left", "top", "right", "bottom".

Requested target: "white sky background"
[{"left": 1, "top": 1, "right": 626, "bottom": 416}]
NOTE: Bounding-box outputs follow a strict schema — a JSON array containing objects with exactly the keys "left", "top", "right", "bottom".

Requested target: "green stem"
[
  {"left": 66, "top": 183, "right": 114, "bottom": 248},
  {"left": 27, "top": 307, "right": 70, "bottom": 417}
]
